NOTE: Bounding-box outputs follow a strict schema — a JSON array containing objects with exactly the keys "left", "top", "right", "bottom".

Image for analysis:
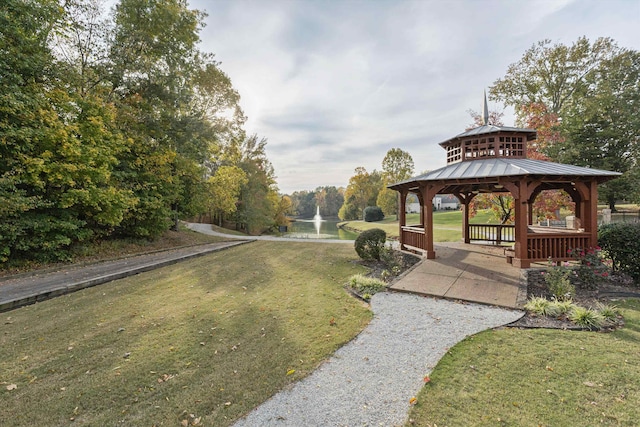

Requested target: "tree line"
[{"left": 0, "top": 0, "right": 282, "bottom": 263}]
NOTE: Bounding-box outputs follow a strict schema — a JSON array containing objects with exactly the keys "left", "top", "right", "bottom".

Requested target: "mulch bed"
[{"left": 507, "top": 272, "right": 640, "bottom": 331}]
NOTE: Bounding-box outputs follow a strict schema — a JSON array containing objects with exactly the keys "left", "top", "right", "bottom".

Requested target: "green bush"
[
  {"left": 354, "top": 228, "right": 387, "bottom": 260},
  {"left": 568, "top": 247, "right": 611, "bottom": 290},
  {"left": 363, "top": 206, "right": 384, "bottom": 222},
  {"left": 543, "top": 262, "right": 575, "bottom": 300},
  {"left": 599, "top": 223, "right": 640, "bottom": 283}
]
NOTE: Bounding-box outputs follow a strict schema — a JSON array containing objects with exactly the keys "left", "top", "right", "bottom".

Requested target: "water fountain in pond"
[{"left": 313, "top": 206, "right": 322, "bottom": 235}]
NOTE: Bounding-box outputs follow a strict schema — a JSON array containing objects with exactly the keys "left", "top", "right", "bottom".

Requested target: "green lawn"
[
  {"left": 3, "top": 231, "right": 638, "bottom": 426},
  {"left": 407, "top": 299, "right": 640, "bottom": 426},
  {"left": 0, "top": 241, "right": 371, "bottom": 426},
  {"left": 340, "top": 209, "right": 499, "bottom": 242}
]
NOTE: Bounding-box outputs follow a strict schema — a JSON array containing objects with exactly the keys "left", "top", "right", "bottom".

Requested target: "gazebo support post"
[
  {"left": 455, "top": 192, "right": 472, "bottom": 244},
  {"left": 398, "top": 189, "right": 408, "bottom": 250},
  {"left": 511, "top": 180, "right": 531, "bottom": 268},
  {"left": 581, "top": 180, "right": 599, "bottom": 246},
  {"left": 419, "top": 184, "right": 444, "bottom": 259}
]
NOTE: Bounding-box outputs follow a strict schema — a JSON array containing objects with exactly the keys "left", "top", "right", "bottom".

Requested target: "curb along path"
[{"left": 0, "top": 240, "right": 250, "bottom": 313}]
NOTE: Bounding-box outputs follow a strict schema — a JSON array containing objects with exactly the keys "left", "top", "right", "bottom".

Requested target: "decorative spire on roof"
[{"left": 482, "top": 89, "right": 489, "bottom": 126}]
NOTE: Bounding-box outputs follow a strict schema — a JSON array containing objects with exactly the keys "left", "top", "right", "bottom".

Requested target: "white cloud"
[{"left": 193, "top": 0, "right": 640, "bottom": 193}]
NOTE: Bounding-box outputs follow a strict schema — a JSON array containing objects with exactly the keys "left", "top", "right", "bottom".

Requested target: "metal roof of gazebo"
[{"left": 389, "top": 158, "right": 620, "bottom": 190}]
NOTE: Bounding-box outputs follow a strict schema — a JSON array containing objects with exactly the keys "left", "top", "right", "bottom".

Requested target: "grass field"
[
  {"left": 407, "top": 299, "right": 640, "bottom": 426},
  {"left": 341, "top": 209, "right": 498, "bottom": 241},
  {"left": 2, "top": 224, "right": 638, "bottom": 426},
  {"left": 0, "top": 241, "right": 371, "bottom": 426}
]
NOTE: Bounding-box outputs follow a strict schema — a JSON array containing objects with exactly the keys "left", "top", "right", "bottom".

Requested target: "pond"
[{"left": 282, "top": 218, "right": 357, "bottom": 240}]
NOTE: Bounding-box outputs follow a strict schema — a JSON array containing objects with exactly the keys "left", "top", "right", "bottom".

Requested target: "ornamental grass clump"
[
  {"left": 348, "top": 274, "right": 387, "bottom": 301},
  {"left": 525, "top": 297, "right": 577, "bottom": 318},
  {"left": 553, "top": 299, "right": 577, "bottom": 315},
  {"left": 524, "top": 297, "right": 560, "bottom": 317},
  {"left": 596, "top": 302, "right": 620, "bottom": 325},
  {"left": 569, "top": 306, "right": 605, "bottom": 330}
]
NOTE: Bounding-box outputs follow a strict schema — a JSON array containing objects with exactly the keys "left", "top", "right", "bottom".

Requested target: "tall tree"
[
  {"left": 491, "top": 37, "right": 640, "bottom": 210},
  {"left": 234, "top": 134, "right": 279, "bottom": 234},
  {"left": 551, "top": 50, "right": 640, "bottom": 209},
  {"left": 0, "top": 0, "right": 65, "bottom": 261},
  {"left": 207, "top": 165, "right": 247, "bottom": 226},
  {"left": 378, "top": 148, "right": 414, "bottom": 217},
  {"left": 109, "top": 0, "right": 211, "bottom": 235},
  {"left": 490, "top": 37, "right": 620, "bottom": 117},
  {"left": 339, "top": 167, "right": 383, "bottom": 220},
  {"left": 0, "top": 0, "right": 133, "bottom": 261}
]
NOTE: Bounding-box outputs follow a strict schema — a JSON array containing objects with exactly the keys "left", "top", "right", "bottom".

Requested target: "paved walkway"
[
  {"left": 391, "top": 242, "right": 528, "bottom": 309},
  {"left": 0, "top": 240, "right": 249, "bottom": 313},
  {"left": 185, "top": 222, "right": 353, "bottom": 244}
]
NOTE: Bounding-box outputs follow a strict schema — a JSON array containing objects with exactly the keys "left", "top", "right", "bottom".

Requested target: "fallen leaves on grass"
[
  {"left": 6, "top": 384, "right": 17, "bottom": 391},
  {"left": 286, "top": 369, "right": 295, "bottom": 376},
  {"left": 157, "top": 374, "right": 175, "bottom": 383}
]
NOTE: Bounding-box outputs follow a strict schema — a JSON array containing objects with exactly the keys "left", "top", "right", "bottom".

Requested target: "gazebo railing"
[
  {"left": 401, "top": 225, "right": 425, "bottom": 250},
  {"left": 468, "top": 224, "right": 515, "bottom": 244},
  {"left": 526, "top": 233, "right": 592, "bottom": 263}
]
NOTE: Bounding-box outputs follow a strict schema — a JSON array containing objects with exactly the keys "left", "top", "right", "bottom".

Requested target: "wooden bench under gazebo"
[{"left": 388, "top": 103, "right": 620, "bottom": 268}]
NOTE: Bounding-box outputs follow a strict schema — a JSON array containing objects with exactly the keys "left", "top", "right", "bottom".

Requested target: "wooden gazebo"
[{"left": 388, "top": 105, "right": 620, "bottom": 268}]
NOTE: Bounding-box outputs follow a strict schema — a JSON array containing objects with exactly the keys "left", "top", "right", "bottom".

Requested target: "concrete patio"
[{"left": 391, "top": 241, "right": 529, "bottom": 309}]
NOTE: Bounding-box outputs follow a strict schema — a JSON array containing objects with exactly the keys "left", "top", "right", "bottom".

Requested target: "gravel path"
[{"left": 234, "top": 292, "right": 523, "bottom": 426}]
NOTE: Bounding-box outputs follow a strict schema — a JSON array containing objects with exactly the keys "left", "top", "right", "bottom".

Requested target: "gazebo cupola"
[{"left": 439, "top": 94, "right": 536, "bottom": 164}]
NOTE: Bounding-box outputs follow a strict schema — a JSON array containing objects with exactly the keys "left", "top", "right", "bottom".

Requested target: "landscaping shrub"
[
  {"left": 363, "top": 206, "right": 385, "bottom": 222},
  {"left": 568, "top": 247, "right": 611, "bottom": 290},
  {"left": 380, "top": 246, "right": 402, "bottom": 271},
  {"left": 354, "top": 228, "right": 387, "bottom": 260},
  {"left": 543, "top": 261, "right": 575, "bottom": 300},
  {"left": 599, "top": 222, "right": 640, "bottom": 283}
]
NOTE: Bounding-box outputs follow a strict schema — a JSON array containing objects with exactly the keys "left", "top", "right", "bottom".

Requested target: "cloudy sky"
[{"left": 192, "top": 0, "right": 640, "bottom": 194}]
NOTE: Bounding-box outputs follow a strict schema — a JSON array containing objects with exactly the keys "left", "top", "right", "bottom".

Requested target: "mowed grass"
[
  {"left": 341, "top": 209, "right": 498, "bottom": 242},
  {"left": 407, "top": 299, "right": 640, "bottom": 426},
  {"left": 0, "top": 241, "right": 371, "bottom": 426}
]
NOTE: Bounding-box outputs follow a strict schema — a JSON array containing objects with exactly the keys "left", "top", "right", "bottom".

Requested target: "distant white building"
[
  {"left": 406, "top": 202, "right": 420, "bottom": 213},
  {"left": 434, "top": 194, "right": 460, "bottom": 210},
  {"left": 406, "top": 195, "right": 460, "bottom": 213}
]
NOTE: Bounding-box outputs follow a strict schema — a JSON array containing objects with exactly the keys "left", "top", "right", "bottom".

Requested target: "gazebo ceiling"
[{"left": 388, "top": 157, "right": 621, "bottom": 193}]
